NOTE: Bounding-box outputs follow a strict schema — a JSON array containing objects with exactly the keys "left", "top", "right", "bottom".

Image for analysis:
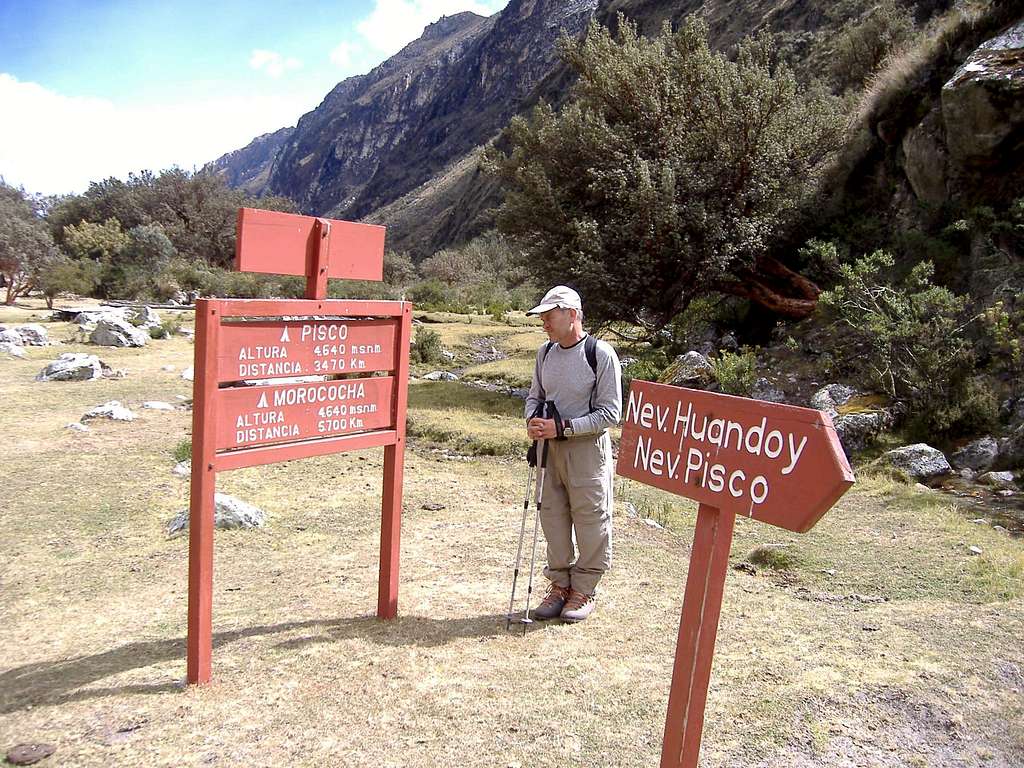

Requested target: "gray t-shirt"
[{"left": 525, "top": 335, "right": 623, "bottom": 435}]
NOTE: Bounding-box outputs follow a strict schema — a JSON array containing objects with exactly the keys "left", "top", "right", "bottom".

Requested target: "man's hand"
[{"left": 527, "top": 417, "right": 557, "bottom": 440}]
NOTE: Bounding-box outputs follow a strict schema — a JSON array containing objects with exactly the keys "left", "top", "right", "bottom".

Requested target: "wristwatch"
[{"left": 563, "top": 419, "right": 574, "bottom": 438}]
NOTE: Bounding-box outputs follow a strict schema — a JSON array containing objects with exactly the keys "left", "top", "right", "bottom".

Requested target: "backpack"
[{"left": 539, "top": 334, "right": 599, "bottom": 412}]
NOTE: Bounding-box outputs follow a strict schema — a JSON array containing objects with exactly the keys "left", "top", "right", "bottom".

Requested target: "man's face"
[{"left": 540, "top": 307, "right": 574, "bottom": 340}]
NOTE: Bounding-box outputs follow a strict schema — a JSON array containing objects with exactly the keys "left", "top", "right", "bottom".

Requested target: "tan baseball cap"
[{"left": 526, "top": 285, "right": 582, "bottom": 316}]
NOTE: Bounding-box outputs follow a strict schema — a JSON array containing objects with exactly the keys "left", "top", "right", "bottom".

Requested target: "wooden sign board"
[
  {"left": 617, "top": 382, "right": 853, "bottom": 532},
  {"left": 217, "top": 319, "right": 397, "bottom": 381},
  {"left": 235, "top": 207, "right": 385, "bottom": 282},
  {"left": 615, "top": 380, "right": 854, "bottom": 768},
  {"left": 187, "top": 206, "right": 409, "bottom": 687},
  {"left": 217, "top": 376, "right": 395, "bottom": 451}
]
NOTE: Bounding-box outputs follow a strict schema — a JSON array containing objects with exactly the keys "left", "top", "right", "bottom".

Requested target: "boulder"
[
  {"left": 978, "top": 471, "right": 1017, "bottom": 490},
  {"left": 167, "top": 493, "right": 266, "bottom": 535},
  {"left": 834, "top": 411, "right": 890, "bottom": 454},
  {"left": 751, "top": 377, "right": 786, "bottom": 403},
  {"left": 0, "top": 328, "right": 22, "bottom": 345},
  {"left": 810, "top": 384, "right": 857, "bottom": 414},
  {"left": 1, "top": 324, "right": 50, "bottom": 346},
  {"left": 130, "top": 306, "right": 162, "bottom": 330},
  {"left": 942, "top": 21, "right": 1024, "bottom": 176},
  {"left": 1, "top": 342, "right": 27, "bottom": 359},
  {"left": 36, "top": 353, "right": 109, "bottom": 382},
  {"left": 659, "top": 351, "right": 714, "bottom": 388},
  {"left": 902, "top": 108, "right": 949, "bottom": 205},
  {"left": 82, "top": 400, "right": 136, "bottom": 422},
  {"left": 143, "top": 401, "right": 175, "bottom": 411},
  {"left": 90, "top": 317, "right": 149, "bottom": 347},
  {"left": 73, "top": 309, "right": 127, "bottom": 330},
  {"left": 996, "top": 423, "right": 1024, "bottom": 470},
  {"left": 883, "top": 443, "right": 952, "bottom": 481},
  {"left": 423, "top": 370, "right": 459, "bottom": 381},
  {"left": 950, "top": 436, "right": 999, "bottom": 472}
]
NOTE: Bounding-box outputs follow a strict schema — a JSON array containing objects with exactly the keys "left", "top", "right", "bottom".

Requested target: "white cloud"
[
  {"left": 249, "top": 49, "right": 303, "bottom": 78},
  {"left": 356, "top": 0, "right": 507, "bottom": 58},
  {"left": 329, "top": 41, "right": 356, "bottom": 68},
  {"left": 0, "top": 73, "right": 319, "bottom": 196}
]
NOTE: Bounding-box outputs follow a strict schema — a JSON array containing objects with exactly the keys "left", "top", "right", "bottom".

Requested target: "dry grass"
[{"left": 1, "top": 298, "right": 1023, "bottom": 767}]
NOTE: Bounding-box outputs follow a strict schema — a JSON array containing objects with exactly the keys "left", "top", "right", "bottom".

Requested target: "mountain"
[
  {"left": 210, "top": 0, "right": 1018, "bottom": 258},
  {"left": 207, "top": 1, "right": 598, "bottom": 254}
]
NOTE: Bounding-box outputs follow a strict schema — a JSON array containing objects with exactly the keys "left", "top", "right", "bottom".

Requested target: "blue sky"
[{"left": 0, "top": 0, "right": 507, "bottom": 195}]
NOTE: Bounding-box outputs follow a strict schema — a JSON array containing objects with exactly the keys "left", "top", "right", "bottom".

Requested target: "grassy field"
[{"left": 1, "top": 298, "right": 1022, "bottom": 767}]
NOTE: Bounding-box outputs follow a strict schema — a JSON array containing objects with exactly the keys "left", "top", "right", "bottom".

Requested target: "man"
[{"left": 525, "top": 285, "right": 622, "bottom": 622}]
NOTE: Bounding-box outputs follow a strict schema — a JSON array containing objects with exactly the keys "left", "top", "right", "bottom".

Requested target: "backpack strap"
[
  {"left": 538, "top": 341, "right": 556, "bottom": 391},
  {"left": 585, "top": 334, "right": 598, "bottom": 413}
]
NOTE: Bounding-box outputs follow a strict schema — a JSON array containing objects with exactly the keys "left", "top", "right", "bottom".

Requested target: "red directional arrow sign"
[
  {"left": 618, "top": 382, "right": 854, "bottom": 532},
  {"left": 616, "top": 380, "right": 854, "bottom": 768}
]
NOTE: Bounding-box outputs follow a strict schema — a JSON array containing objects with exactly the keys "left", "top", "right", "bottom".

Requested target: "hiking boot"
[
  {"left": 531, "top": 583, "right": 570, "bottom": 620},
  {"left": 560, "top": 589, "right": 596, "bottom": 622}
]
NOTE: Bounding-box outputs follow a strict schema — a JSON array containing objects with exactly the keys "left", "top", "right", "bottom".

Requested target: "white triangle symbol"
[
  {"left": 280, "top": 326, "right": 291, "bottom": 343},
  {"left": 257, "top": 392, "right": 268, "bottom": 409}
]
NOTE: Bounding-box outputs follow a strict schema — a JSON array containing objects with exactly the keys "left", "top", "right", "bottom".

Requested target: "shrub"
[
  {"left": 819, "top": 251, "right": 990, "bottom": 438},
  {"left": 412, "top": 326, "right": 443, "bottom": 364},
  {"left": 172, "top": 439, "right": 192, "bottom": 463},
  {"left": 712, "top": 348, "right": 758, "bottom": 397}
]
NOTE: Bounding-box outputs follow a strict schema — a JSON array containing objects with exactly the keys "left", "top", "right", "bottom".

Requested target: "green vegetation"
[
  {"left": 485, "top": 16, "right": 844, "bottom": 331},
  {"left": 819, "top": 251, "right": 999, "bottom": 439},
  {"left": 0, "top": 183, "right": 57, "bottom": 305},
  {"left": 712, "top": 348, "right": 759, "bottom": 397}
]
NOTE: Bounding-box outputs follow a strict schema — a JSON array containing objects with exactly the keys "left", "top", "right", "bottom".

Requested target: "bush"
[
  {"left": 150, "top": 316, "right": 182, "bottom": 340},
  {"left": 830, "top": 0, "right": 916, "bottom": 93},
  {"left": 712, "top": 348, "right": 758, "bottom": 397},
  {"left": 172, "top": 439, "right": 192, "bottom": 464},
  {"left": 412, "top": 326, "right": 443, "bottom": 364},
  {"left": 819, "top": 251, "right": 989, "bottom": 439}
]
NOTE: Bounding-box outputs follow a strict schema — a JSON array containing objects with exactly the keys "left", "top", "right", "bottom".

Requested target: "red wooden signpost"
[
  {"left": 616, "top": 381, "right": 855, "bottom": 768},
  {"left": 186, "top": 208, "right": 410, "bottom": 685}
]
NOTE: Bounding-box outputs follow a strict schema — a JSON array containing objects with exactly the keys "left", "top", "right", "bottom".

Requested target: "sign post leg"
[
  {"left": 187, "top": 301, "right": 221, "bottom": 685},
  {"left": 378, "top": 303, "right": 412, "bottom": 619},
  {"left": 660, "top": 503, "right": 736, "bottom": 768}
]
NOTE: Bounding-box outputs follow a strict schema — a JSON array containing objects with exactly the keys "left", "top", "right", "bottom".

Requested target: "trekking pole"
[
  {"left": 506, "top": 460, "right": 535, "bottom": 630},
  {"left": 506, "top": 402, "right": 545, "bottom": 631},
  {"left": 521, "top": 400, "right": 558, "bottom": 634}
]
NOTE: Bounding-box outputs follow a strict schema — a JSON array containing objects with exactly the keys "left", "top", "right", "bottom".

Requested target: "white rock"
[
  {"left": 161, "top": 365, "right": 176, "bottom": 372},
  {"left": 641, "top": 518, "right": 664, "bottom": 530},
  {"left": 181, "top": 367, "right": 194, "bottom": 381},
  {"left": 143, "top": 401, "right": 175, "bottom": 411},
  {"left": 883, "top": 443, "right": 952, "bottom": 481},
  {"left": 36, "top": 352, "right": 107, "bottom": 382},
  {"left": 82, "top": 400, "right": 136, "bottom": 422},
  {"left": 423, "top": 370, "right": 459, "bottom": 381},
  {"left": 1, "top": 342, "right": 26, "bottom": 358},
  {"left": 167, "top": 493, "right": 266, "bottom": 535},
  {"left": 978, "top": 471, "right": 1016, "bottom": 490},
  {"left": 90, "top": 317, "right": 149, "bottom": 347},
  {"left": 968, "top": 545, "right": 983, "bottom": 555},
  {"left": 2, "top": 324, "right": 50, "bottom": 346},
  {"left": 131, "top": 306, "right": 162, "bottom": 329},
  {"left": 65, "top": 422, "right": 91, "bottom": 432},
  {"left": 172, "top": 461, "right": 191, "bottom": 477}
]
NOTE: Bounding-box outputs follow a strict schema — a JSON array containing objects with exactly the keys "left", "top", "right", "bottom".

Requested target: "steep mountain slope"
[{"left": 208, "top": 1, "right": 597, "bottom": 237}]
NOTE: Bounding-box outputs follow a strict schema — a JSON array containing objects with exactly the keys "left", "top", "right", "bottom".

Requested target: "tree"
[
  {"left": 47, "top": 168, "right": 297, "bottom": 267},
  {"left": 0, "top": 183, "right": 56, "bottom": 305},
  {"left": 484, "top": 16, "right": 845, "bottom": 331}
]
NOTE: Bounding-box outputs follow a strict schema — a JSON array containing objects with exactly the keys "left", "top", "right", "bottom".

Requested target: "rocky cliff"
[
  {"left": 210, "top": 0, "right": 1021, "bottom": 259},
  {"left": 208, "top": 1, "right": 597, "bottom": 244}
]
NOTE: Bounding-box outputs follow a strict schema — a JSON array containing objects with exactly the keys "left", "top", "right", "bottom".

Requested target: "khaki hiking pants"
[{"left": 539, "top": 431, "right": 614, "bottom": 595}]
